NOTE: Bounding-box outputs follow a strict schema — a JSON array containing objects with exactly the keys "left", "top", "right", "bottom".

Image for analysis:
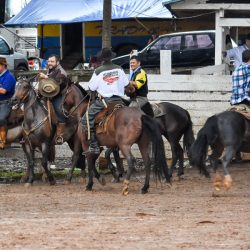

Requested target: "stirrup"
[
  {"left": 89, "top": 145, "right": 100, "bottom": 155},
  {"left": 55, "top": 135, "right": 64, "bottom": 145}
]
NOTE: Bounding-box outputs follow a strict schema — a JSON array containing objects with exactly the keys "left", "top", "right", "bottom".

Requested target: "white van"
[{"left": 0, "top": 35, "right": 28, "bottom": 71}]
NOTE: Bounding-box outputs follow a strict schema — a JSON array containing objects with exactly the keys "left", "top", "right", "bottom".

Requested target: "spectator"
[
  {"left": 0, "top": 57, "right": 16, "bottom": 149},
  {"left": 147, "top": 32, "right": 158, "bottom": 45},
  {"left": 230, "top": 50, "right": 250, "bottom": 108},
  {"left": 226, "top": 33, "right": 250, "bottom": 70}
]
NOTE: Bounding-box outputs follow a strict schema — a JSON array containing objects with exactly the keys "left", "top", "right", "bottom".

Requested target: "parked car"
[
  {"left": 112, "top": 30, "right": 236, "bottom": 69},
  {"left": 0, "top": 35, "right": 29, "bottom": 71}
]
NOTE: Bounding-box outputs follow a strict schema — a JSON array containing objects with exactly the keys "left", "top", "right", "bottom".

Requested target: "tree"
[{"left": 102, "top": 0, "right": 112, "bottom": 48}]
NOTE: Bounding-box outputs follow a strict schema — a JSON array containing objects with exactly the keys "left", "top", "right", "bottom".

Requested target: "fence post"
[{"left": 160, "top": 50, "right": 171, "bottom": 76}]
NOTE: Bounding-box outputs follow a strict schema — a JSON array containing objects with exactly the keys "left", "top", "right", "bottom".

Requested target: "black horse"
[
  {"left": 105, "top": 101, "right": 195, "bottom": 181},
  {"left": 189, "top": 110, "right": 250, "bottom": 192}
]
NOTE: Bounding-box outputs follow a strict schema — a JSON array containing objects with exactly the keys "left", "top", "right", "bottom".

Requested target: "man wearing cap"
[
  {"left": 226, "top": 33, "right": 250, "bottom": 70},
  {"left": 0, "top": 57, "right": 16, "bottom": 149},
  {"left": 38, "top": 54, "right": 68, "bottom": 144},
  {"left": 81, "top": 48, "right": 129, "bottom": 154}
]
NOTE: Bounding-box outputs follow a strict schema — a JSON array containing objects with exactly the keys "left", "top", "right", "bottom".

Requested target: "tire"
[{"left": 16, "top": 65, "right": 28, "bottom": 71}]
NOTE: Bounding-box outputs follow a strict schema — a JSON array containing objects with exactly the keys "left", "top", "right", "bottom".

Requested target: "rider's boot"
[
  {"left": 89, "top": 130, "right": 100, "bottom": 154},
  {"left": 0, "top": 126, "right": 7, "bottom": 150},
  {"left": 55, "top": 122, "right": 65, "bottom": 145}
]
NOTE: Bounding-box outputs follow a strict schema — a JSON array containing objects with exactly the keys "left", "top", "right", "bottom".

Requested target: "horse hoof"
[
  {"left": 122, "top": 188, "right": 129, "bottom": 196},
  {"left": 98, "top": 175, "right": 106, "bottom": 186},
  {"left": 213, "top": 174, "right": 222, "bottom": 191},
  {"left": 141, "top": 189, "right": 148, "bottom": 194},
  {"left": 223, "top": 175, "right": 232, "bottom": 190},
  {"left": 24, "top": 183, "right": 32, "bottom": 188},
  {"left": 49, "top": 179, "right": 56, "bottom": 185},
  {"left": 85, "top": 186, "right": 92, "bottom": 191}
]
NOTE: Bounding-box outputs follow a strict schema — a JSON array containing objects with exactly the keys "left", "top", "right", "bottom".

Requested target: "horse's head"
[
  {"left": 11, "top": 78, "right": 33, "bottom": 106},
  {"left": 61, "top": 82, "right": 89, "bottom": 117},
  {"left": 125, "top": 82, "right": 136, "bottom": 98}
]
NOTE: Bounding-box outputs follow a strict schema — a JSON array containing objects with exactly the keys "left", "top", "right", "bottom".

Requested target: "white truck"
[{"left": 0, "top": 27, "right": 38, "bottom": 71}]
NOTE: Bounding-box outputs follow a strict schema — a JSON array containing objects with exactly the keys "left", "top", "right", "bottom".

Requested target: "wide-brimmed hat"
[
  {"left": 96, "top": 48, "right": 116, "bottom": 60},
  {"left": 0, "top": 57, "right": 7, "bottom": 66},
  {"left": 38, "top": 78, "right": 60, "bottom": 98}
]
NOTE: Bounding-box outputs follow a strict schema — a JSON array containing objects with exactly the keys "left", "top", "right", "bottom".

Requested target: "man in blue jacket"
[{"left": 0, "top": 57, "right": 16, "bottom": 149}]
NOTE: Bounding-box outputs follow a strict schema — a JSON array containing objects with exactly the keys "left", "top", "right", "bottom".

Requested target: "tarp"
[{"left": 5, "top": 0, "right": 172, "bottom": 25}]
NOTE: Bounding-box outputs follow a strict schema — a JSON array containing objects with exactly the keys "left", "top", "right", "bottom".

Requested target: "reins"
[{"left": 62, "top": 85, "right": 90, "bottom": 118}]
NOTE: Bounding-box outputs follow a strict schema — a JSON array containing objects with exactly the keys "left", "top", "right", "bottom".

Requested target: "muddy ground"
[{"left": 0, "top": 162, "right": 250, "bottom": 250}]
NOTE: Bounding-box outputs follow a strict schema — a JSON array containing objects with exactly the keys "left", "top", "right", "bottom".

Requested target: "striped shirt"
[{"left": 230, "top": 63, "right": 250, "bottom": 105}]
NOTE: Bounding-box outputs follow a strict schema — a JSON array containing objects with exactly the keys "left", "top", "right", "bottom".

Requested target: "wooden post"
[
  {"left": 160, "top": 50, "right": 171, "bottom": 76},
  {"left": 215, "top": 10, "right": 224, "bottom": 65}
]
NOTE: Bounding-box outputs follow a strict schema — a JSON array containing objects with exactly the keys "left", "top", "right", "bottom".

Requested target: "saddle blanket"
[{"left": 229, "top": 104, "right": 250, "bottom": 120}]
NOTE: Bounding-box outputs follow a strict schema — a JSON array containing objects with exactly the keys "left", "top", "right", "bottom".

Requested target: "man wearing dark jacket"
[{"left": 39, "top": 54, "right": 68, "bottom": 144}]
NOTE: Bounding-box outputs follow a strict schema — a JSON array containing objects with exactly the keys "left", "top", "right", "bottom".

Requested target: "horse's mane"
[{"left": 73, "top": 82, "right": 89, "bottom": 98}]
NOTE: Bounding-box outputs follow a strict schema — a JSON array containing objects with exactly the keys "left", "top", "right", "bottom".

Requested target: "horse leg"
[
  {"left": 85, "top": 156, "right": 95, "bottom": 191},
  {"left": 105, "top": 148, "right": 119, "bottom": 182},
  {"left": 221, "top": 146, "right": 235, "bottom": 191},
  {"left": 120, "top": 145, "right": 135, "bottom": 195},
  {"left": 113, "top": 147, "right": 125, "bottom": 178},
  {"left": 138, "top": 141, "right": 151, "bottom": 194},
  {"left": 41, "top": 143, "right": 56, "bottom": 185},
  {"left": 22, "top": 144, "right": 35, "bottom": 186}
]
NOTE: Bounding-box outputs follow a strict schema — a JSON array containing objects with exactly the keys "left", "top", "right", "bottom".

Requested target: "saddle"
[
  {"left": 151, "top": 103, "right": 166, "bottom": 117},
  {"left": 229, "top": 104, "right": 250, "bottom": 120},
  {"left": 95, "top": 101, "right": 124, "bottom": 135},
  {"left": 7, "top": 106, "right": 24, "bottom": 129}
]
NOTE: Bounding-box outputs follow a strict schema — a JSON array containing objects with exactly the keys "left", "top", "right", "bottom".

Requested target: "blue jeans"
[
  {"left": 0, "top": 101, "right": 11, "bottom": 126},
  {"left": 51, "top": 94, "right": 66, "bottom": 123}
]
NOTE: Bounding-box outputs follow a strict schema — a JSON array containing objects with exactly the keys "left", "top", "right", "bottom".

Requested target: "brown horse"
[
  {"left": 61, "top": 82, "right": 106, "bottom": 185},
  {"left": 77, "top": 103, "right": 171, "bottom": 195}
]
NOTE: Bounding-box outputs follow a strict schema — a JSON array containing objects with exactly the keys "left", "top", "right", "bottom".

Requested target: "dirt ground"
[{"left": 0, "top": 163, "right": 250, "bottom": 250}]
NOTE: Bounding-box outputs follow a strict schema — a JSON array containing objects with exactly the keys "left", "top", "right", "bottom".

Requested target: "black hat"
[{"left": 96, "top": 48, "right": 116, "bottom": 60}]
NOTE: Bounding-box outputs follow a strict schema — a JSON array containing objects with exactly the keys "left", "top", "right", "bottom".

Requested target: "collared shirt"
[
  {"left": 88, "top": 62, "right": 129, "bottom": 97},
  {"left": 0, "top": 69, "right": 16, "bottom": 101},
  {"left": 230, "top": 63, "right": 250, "bottom": 105},
  {"left": 227, "top": 44, "right": 249, "bottom": 69}
]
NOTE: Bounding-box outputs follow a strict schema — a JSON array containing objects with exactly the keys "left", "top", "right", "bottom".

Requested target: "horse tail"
[
  {"left": 189, "top": 115, "right": 218, "bottom": 177},
  {"left": 48, "top": 144, "right": 56, "bottom": 162},
  {"left": 183, "top": 111, "right": 195, "bottom": 156},
  {"left": 141, "top": 115, "right": 171, "bottom": 183}
]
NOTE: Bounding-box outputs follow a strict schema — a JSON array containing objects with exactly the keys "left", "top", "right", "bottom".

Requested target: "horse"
[
  {"left": 189, "top": 110, "right": 250, "bottom": 192},
  {"left": 11, "top": 78, "right": 93, "bottom": 186},
  {"left": 111, "top": 82, "right": 195, "bottom": 179},
  {"left": 60, "top": 82, "right": 106, "bottom": 185},
  {"left": 77, "top": 101, "right": 171, "bottom": 195},
  {"left": 3, "top": 105, "right": 24, "bottom": 146},
  {"left": 11, "top": 78, "right": 56, "bottom": 185}
]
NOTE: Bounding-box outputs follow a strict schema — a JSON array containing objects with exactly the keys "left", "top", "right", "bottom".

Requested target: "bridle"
[{"left": 61, "top": 84, "right": 90, "bottom": 118}]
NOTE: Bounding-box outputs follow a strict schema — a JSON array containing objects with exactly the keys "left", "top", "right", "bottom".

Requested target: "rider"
[
  {"left": 82, "top": 48, "right": 129, "bottom": 154},
  {"left": 230, "top": 49, "right": 250, "bottom": 108},
  {"left": 128, "top": 55, "right": 153, "bottom": 116},
  {"left": 38, "top": 54, "right": 69, "bottom": 144},
  {"left": 0, "top": 57, "right": 16, "bottom": 149}
]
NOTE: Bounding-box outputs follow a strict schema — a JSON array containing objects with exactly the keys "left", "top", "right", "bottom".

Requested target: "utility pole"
[{"left": 102, "top": 0, "right": 112, "bottom": 48}]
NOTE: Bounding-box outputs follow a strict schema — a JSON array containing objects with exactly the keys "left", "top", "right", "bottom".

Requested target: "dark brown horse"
[
  {"left": 61, "top": 82, "right": 105, "bottom": 185},
  {"left": 10, "top": 79, "right": 92, "bottom": 186},
  {"left": 11, "top": 78, "right": 56, "bottom": 185}
]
